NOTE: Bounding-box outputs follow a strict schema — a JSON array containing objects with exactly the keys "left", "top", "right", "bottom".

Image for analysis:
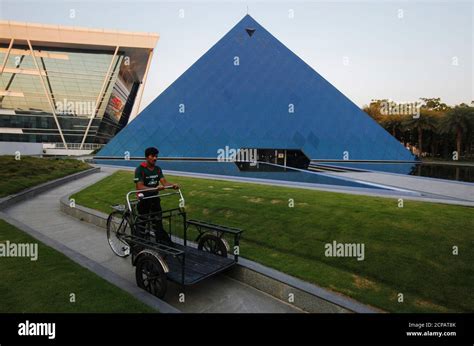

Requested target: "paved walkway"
[
  {"left": 327, "top": 172, "right": 474, "bottom": 202},
  {"left": 3, "top": 167, "right": 300, "bottom": 313}
]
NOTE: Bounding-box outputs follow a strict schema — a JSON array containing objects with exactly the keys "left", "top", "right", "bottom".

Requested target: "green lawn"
[
  {"left": 0, "top": 155, "right": 91, "bottom": 198},
  {"left": 0, "top": 219, "right": 155, "bottom": 312},
  {"left": 72, "top": 170, "right": 474, "bottom": 313}
]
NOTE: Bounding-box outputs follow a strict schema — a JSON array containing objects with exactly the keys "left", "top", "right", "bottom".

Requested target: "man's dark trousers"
[{"left": 136, "top": 196, "right": 171, "bottom": 244}]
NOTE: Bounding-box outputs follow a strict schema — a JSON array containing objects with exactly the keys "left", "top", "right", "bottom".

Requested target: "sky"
[{"left": 1, "top": 0, "right": 473, "bottom": 112}]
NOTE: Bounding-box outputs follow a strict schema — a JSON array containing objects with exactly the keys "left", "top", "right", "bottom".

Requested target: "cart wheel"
[
  {"left": 198, "top": 234, "right": 228, "bottom": 257},
  {"left": 107, "top": 211, "right": 131, "bottom": 257},
  {"left": 135, "top": 252, "right": 167, "bottom": 299}
]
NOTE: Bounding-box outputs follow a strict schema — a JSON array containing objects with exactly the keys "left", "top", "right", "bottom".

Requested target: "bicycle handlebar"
[{"left": 126, "top": 186, "right": 184, "bottom": 211}]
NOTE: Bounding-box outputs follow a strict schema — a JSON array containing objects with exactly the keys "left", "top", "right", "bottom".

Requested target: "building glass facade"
[{"left": 0, "top": 21, "right": 157, "bottom": 151}]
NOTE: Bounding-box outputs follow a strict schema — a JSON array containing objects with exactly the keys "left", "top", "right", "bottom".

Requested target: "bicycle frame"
[{"left": 109, "top": 185, "right": 242, "bottom": 290}]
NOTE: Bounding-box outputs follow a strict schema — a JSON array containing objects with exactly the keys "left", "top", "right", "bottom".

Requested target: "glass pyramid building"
[{"left": 96, "top": 14, "right": 415, "bottom": 181}]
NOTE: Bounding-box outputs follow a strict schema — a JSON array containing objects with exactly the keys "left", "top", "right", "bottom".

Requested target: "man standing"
[{"left": 134, "top": 147, "right": 179, "bottom": 244}]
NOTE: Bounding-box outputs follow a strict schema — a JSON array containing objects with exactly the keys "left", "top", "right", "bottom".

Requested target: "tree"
[
  {"left": 362, "top": 99, "right": 387, "bottom": 123},
  {"left": 381, "top": 114, "right": 408, "bottom": 137},
  {"left": 363, "top": 100, "right": 410, "bottom": 139},
  {"left": 419, "top": 97, "right": 449, "bottom": 112},
  {"left": 403, "top": 110, "right": 440, "bottom": 156},
  {"left": 438, "top": 105, "right": 474, "bottom": 157}
]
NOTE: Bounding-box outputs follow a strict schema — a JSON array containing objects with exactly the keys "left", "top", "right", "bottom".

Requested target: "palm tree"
[
  {"left": 403, "top": 111, "right": 439, "bottom": 156},
  {"left": 438, "top": 105, "right": 474, "bottom": 157}
]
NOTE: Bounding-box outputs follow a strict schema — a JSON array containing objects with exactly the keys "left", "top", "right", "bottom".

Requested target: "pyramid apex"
[
  {"left": 239, "top": 14, "right": 259, "bottom": 24},
  {"left": 236, "top": 14, "right": 261, "bottom": 36}
]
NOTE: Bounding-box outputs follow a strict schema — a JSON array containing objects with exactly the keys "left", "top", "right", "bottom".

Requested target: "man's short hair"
[{"left": 145, "top": 147, "right": 159, "bottom": 157}]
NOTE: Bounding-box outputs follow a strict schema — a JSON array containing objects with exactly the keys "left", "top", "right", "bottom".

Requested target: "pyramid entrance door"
[{"left": 235, "top": 149, "right": 310, "bottom": 171}]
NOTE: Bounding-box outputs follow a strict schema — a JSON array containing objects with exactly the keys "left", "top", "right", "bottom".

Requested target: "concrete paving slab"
[{"left": 164, "top": 275, "right": 301, "bottom": 313}]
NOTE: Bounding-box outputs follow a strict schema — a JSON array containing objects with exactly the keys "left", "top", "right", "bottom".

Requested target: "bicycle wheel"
[
  {"left": 107, "top": 210, "right": 132, "bottom": 257},
  {"left": 198, "top": 234, "right": 228, "bottom": 257},
  {"left": 135, "top": 252, "right": 168, "bottom": 298}
]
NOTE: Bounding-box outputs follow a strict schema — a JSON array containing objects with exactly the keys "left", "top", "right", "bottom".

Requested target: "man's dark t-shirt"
[
  {"left": 133, "top": 162, "right": 170, "bottom": 244},
  {"left": 134, "top": 162, "right": 164, "bottom": 196}
]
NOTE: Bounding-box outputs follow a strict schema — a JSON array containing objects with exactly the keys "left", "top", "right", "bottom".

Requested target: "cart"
[{"left": 106, "top": 186, "right": 243, "bottom": 298}]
